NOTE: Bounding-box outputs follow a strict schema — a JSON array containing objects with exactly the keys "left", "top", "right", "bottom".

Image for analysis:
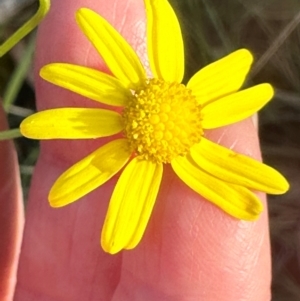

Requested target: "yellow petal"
[
  {"left": 76, "top": 8, "right": 146, "bottom": 89},
  {"left": 20, "top": 108, "right": 123, "bottom": 139},
  {"left": 187, "top": 49, "right": 253, "bottom": 106},
  {"left": 49, "top": 139, "right": 131, "bottom": 207},
  {"left": 202, "top": 83, "right": 274, "bottom": 129},
  {"left": 190, "top": 138, "right": 289, "bottom": 194},
  {"left": 40, "top": 64, "right": 131, "bottom": 106},
  {"left": 101, "top": 158, "right": 163, "bottom": 254},
  {"left": 144, "top": 0, "right": 184, "bottom": 82},
  {"left": 171, "top": 154, "right": 263, "bottom": 221}
]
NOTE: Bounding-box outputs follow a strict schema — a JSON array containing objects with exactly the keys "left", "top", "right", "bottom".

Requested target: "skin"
[
  {"left": 0, "top": 103, "right": 23, "bottom": 301},
  {"left": 0, "top": 0, "right": 272, "bottom": 300}
]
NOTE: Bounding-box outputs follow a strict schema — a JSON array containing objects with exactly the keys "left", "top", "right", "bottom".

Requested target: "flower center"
[{"left": 122, "top": 79, "right": 203, "bottom": 163}]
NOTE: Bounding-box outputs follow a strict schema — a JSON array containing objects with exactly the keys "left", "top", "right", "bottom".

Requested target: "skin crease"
[
  {"left": 0, "top": 103, "right": 23, "bottom": 301},
  {"left": 11, "top": 0, "right": 271, "bottom": 300}
]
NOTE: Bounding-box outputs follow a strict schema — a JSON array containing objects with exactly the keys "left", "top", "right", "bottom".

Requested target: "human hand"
[
  {"left": 11, "top": 0, "right": 271, "bottom": 300},
  {"left": 0, "top": 103, "right": 23, "bottom": 301}
]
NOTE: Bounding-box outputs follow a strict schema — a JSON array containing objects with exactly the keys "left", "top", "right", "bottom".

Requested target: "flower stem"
[
  {"left": 0, "top": 0, "right": 50, "bottom": 57},
  {"left": 0, "top": 129, "right": 22, "bottom": 141},
  {"left": 3, "top": 33, "right": 36, "bottom": 111}
]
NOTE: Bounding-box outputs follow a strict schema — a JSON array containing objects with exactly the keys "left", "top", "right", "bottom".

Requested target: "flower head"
[{"left": 20, "top": 0, "right": 289, "bottom": 254}]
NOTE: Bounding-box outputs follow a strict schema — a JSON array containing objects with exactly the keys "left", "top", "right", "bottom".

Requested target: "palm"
[{"left": 9, "top": 0, "right": 270, "bottom": 300}]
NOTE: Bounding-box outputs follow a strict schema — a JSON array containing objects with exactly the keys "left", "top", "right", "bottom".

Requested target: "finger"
[
  {"left": 14, "top": 0, "right": 146, "bottom": 300},
  {"left": 14, "top": 1, "right": 271, "bottom": 301},
  {"left": 0, "top": 102, "right": 24, "bottom": 301}
]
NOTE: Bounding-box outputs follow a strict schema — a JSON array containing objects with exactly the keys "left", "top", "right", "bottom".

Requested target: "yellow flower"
[{"left": 20, "top": 0, "right": 289, "bottom": 254}]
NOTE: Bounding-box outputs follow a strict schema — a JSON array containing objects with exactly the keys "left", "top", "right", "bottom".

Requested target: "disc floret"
[{"left": 122, "top": 79, "right": 203, "bottom": 163}]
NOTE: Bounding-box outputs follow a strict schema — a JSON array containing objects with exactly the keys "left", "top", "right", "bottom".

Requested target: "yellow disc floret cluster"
[{"left": 122, "top": 79, "right": 203, "bottom": 163}]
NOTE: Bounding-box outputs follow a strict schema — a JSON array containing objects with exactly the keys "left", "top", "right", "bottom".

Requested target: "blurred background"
[{"left": 0, "top": 0, "right": 299, "bottom": 299}]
